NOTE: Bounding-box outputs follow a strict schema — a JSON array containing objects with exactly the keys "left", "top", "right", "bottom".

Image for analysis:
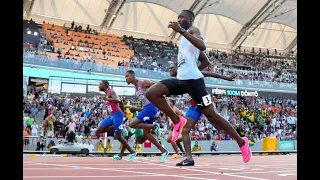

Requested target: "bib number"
[
  {"left": 118, "top": 124, "right": 124, "bottom": 130},
  {"left": 202, "top": 94, "right": 212, "bottom": 106}
]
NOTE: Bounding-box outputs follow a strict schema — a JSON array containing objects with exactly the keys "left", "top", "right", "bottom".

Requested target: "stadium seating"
[{"left": 42, "top": 23, "right": 134, "bottom": 67}]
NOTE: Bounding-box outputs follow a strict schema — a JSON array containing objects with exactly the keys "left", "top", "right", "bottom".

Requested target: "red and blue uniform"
[
  {"left": 135, "top": 80, "right": 158, "bottom": 124},
  {"left": 185, "top": 95, "right": 202, "bottom": 121},
  {"left": 99, "top": 88, "right": 124, "bottom": 132}
]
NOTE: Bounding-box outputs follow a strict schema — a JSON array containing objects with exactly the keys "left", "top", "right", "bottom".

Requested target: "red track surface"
[{"left": 24, "top": 154, "right": 296, "bottom": 180}]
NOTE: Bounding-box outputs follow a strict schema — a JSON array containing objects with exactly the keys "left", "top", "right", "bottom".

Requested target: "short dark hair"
[
  {"left": 182, "top": 10, "right": 195, "bottom": 19},
  {"left": 126, "top": 70, "right": 135, "bottom": 75},
  {"left": 102, "top": 80, "right": 109, "bottom": 86}
]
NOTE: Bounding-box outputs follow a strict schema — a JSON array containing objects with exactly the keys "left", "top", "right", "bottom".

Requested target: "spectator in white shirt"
[
  {"left": 90, "top": 126, "right": 97, "bottom": 136},
  {"left": 87, "top": 140, "right": 94, "bottom": 152},
  {"left": 80, "top": 139, "right": 86, "bottom": 146},
  {"left": 31, "top": 121, "right": 38, "bottom": 136}
]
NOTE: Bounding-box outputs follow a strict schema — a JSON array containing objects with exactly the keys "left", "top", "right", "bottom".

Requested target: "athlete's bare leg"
[
  {"left": 176, "top": 139, "right": 184, "bottom": 153},
  {"left": 96, "top": 126, "right": 114, "bottom": 134},
  {"left": 167, "top": 131, "right": 180, "bottom": 154},
  {"left": 119, "top": 133, "right": 133, "bottom": 158},
  {"left": 143, "top": 129, "right": 166, "bottom": 153},
  {"left": 114, "top": 132, "right": 135, "bottom": 154},
  {"left": 146, "top": 83, "right": 180, "bottom": 124},
  {"left": 129, "top": 117, "right": 157, "bottom": 130},
  {"left": 181, "top": 118, "right": 197, "bottom": 160}
]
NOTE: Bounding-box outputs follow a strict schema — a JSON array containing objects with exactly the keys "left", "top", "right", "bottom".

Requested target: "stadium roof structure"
[{"left": 24, "top": 0, "right": 297, "bottom": 52}]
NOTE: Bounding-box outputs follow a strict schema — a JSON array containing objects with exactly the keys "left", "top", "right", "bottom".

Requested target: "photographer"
[{"left": 36, "top": 137, "right": 46, "bottom": 151}]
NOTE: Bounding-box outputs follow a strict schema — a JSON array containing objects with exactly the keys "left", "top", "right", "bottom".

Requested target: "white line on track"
[
  {"left": 132, "top": 159, "right": 269, "bottom": 180},
  {"left": 228, "top": 170, "right": 297, "bottom": 175},
  {"left": 24, "top": 162, "right": 218, "bottom": 180}
]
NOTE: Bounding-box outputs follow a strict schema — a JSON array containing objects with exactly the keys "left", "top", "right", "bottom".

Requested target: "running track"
[{"left": 23, "top": 154, "right": 297, "bottom": 180}]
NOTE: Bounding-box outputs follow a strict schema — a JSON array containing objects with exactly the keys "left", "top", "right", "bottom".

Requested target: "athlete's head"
[
  {"left": 169, "top": 63, "right": 177, "bottom": 77},
  {"left": 99, "top": 80, "right": 109, "bottom": 91},
  {"left": 125, "top": 70, "right": 136, "bottom": 84},
  {"left": 178, "top": 10, "right": 195, "bottom": 29}
]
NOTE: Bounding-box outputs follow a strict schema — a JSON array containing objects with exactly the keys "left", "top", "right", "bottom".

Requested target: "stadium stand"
[
  {"left": 23, "top": 20, "right": 296, "bottom": 84},
  {"left": 41, "top": 22, "right": 134, "bottom": 67},
  {"left": 22, "top": 1, "right": 297, "bottom": 151},
  {"left": 23, "top": 86, "right": 297, "bottom": 151},
  {"left": 23, "top": 2, "right": 297, "bottom": 180}
]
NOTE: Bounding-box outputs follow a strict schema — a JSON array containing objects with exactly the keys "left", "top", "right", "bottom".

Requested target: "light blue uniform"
[{"left": 176, "top": 30, "right": 203, "bottom": 80}]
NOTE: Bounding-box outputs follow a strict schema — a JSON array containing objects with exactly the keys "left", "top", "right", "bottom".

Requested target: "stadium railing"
[
  {"left": 23, "top": 54, "right": 297, "bottom": 91},
  {"left": 23, "top": 136, "right": 49, "bottom": 151}
]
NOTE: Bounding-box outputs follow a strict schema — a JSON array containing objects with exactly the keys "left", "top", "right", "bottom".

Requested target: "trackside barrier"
[
  {"left": 23, "top": 136, "right": 49, "bottom": 151},
  {"left": 23, "top": 139, "right": 297, "bottom": 153},
  {"left": 23, "top": 150, "right": 297, "bottom": 157}
]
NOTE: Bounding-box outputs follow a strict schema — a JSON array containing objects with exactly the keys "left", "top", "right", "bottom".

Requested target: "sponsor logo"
[{"left": 212, "top": 88, "right": 258, "bottom": 97}]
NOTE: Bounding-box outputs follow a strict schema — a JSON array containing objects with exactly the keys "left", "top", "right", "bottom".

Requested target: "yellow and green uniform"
[
  {"left": 124, "top": 104, "right": 142, "bottom": 137},
  {"left": 128, "top": 127, "right": 143, "bottom": 137},
  {"left": 124, "top": 105, "right": 138, "bottom": 119}
]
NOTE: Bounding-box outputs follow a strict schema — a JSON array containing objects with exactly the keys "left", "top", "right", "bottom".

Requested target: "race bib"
[{"left": 202, "top": 94, "right": 212, "bottom": 106}]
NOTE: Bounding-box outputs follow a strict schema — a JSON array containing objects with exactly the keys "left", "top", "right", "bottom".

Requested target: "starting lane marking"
[
  {"left": 219, "top": 167, "right": 264, "bottom": 171},
  {"left": 228, "top": 170, "right": 297, "bottom": 175},
  {"left": 23, "top": 163, "right": 155, "bottom": 166},
  {"left": 22, "top": 162, "right": 213, "bottom": 167},
  {"left": 132, "top": 159, "right": 269, "bottom": 180},
  {"left": 277, "top": 173, "right": 297, "bottom": 176},
  {"left": 23, "top": 174, "right": 209, "bottom": 179},
  {"left": 23, "top": 175, "right": 175, "bottom": 179},
  {"left": 23, "top": 167, "right": 215, "bottom": 170},
  {"left": 25, "top": 162, "right": 218, "bottom": 180},
  {"left": 142, "top": 157, "right": 296, "bottom": 168}
]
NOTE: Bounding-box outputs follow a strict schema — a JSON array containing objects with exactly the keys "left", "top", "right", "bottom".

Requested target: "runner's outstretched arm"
[{"left": 201, "top": 71, "right": 236, "bottom": 81}]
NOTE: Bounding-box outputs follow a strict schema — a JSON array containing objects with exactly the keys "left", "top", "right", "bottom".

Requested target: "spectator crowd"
[
  {"left": 23, "top": 20, "right": 297, "bottom": 85},
  {"left": 23, "top": 20, "right": 297, "bottom": 152},
  {"left": 23, "top": 85, "right": 297, "bottom": 152}
]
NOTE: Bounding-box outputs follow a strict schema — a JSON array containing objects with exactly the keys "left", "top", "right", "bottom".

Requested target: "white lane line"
[
  {"left": 132, "top": 159, "right": 269, "bottom": 180},
  {"left": 25, "top": 162, "right": 218, "bottom": 180}
]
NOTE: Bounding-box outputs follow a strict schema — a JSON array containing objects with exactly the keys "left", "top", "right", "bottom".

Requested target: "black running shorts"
[{"left": 160, "top": 78, "right": 212, "bottom": 110}]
